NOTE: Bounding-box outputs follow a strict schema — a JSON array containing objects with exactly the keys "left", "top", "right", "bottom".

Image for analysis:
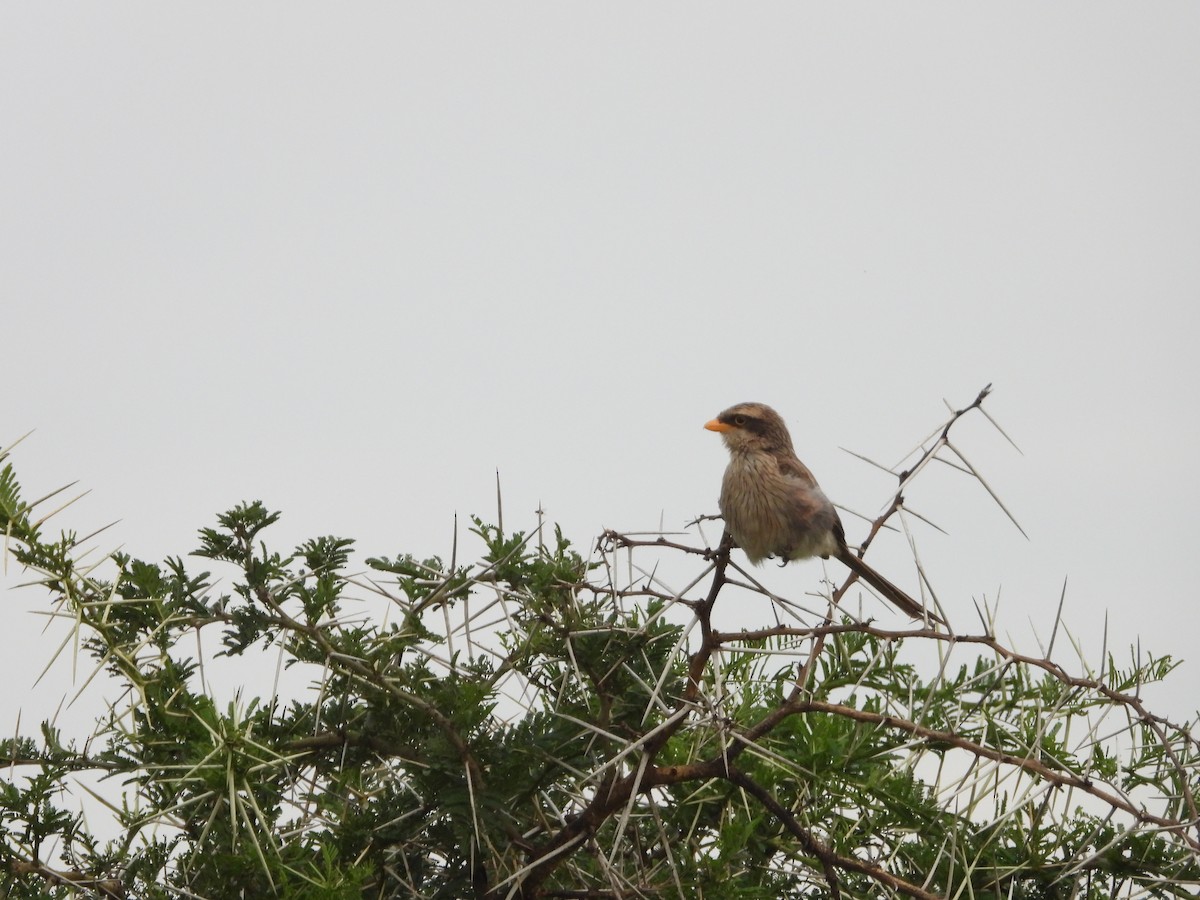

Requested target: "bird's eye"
[{"left": 733, "top": 415, "right": 746, "bottom": 426}]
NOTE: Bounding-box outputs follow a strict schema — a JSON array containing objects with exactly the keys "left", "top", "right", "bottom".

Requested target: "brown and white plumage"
[{"left": 705, "top": 402, "right": 943, "bottom": 624}]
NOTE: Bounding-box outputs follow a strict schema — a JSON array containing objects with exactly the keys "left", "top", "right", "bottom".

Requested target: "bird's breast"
[{"left": 719, "top": 453, "right": 839, "bottom": 564}]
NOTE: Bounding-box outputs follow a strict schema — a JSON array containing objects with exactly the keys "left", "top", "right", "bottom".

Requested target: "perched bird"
[{"left": 705, "top": 402, "right": 943, "bottom": 625}]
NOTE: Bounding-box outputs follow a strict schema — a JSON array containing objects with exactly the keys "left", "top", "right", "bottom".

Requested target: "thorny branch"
[
  {"left": 3, "top": 386, "right": 1197, "bottom": 899},
  {"left": 516, "top": 386, "right": 1198, "bottom": 898}
]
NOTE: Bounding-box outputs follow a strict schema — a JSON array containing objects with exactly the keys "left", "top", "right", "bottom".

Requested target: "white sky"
[{"left": 3, "top": 4, "right": 1198, "bottom": 736}]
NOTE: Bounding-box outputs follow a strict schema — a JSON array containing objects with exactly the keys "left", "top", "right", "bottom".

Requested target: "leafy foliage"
[{"left": 0, "top": 396, "right": 1197, "bottom": 899}]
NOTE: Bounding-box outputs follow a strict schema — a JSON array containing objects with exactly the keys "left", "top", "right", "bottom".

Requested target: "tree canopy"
[{"left": 1, "top": 391, "right": 1197, "bottom": 899}]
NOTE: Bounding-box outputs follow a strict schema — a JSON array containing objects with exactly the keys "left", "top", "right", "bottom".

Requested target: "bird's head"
[{"left": 704, "top": 402, "right": 795, "bottom": 455}]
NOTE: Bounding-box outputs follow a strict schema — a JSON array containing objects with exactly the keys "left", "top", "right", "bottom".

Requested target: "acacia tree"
[{"left": 1, "top": 388, "right": 1197, "bottom": 899}]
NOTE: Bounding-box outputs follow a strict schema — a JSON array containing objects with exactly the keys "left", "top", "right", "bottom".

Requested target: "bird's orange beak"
[{"left": 704, "top": 418, "right": 731, "bottom": 433}]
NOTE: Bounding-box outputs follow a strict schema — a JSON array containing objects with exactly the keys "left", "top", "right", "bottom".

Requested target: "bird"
[{"left": 705, "top": 402, "right": 943, "bottom": 625}]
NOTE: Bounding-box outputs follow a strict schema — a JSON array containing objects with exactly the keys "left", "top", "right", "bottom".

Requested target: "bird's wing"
[
  {"left": 772, "top": 453, "right": 842, "bottom": 558},
  {"left": 774, "top": 453, "right": 821, "bottom": 487}
]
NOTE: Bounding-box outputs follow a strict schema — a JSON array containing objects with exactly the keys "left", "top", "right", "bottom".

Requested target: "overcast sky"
[{"left": 3, "top": 5, "right": 1198, "bottom": 733}]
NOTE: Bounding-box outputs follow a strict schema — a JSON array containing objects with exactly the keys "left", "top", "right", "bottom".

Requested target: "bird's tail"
[{"left": 836, "top": 549, "right": 945, "bottom": 626}]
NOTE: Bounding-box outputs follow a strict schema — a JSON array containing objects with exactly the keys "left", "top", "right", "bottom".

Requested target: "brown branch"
[
  {"left": 751, "top": 699, "right": 1199, "bottom": 851},
  {"left": 9, "top": 857, "right": 125, "bottom": 898},
  {"left": 725, "top": 768, "right": 946, "bottom": 900},
  {"left": 508, "top": 538, "right": 733, "bottom": 898},
  {"left": 714, "top": 620, "right": 1199, "bottom": 764},
  {"left": 790, "top": 387, "right": 994, "bottom": 698},
  {"left": 723, "top": 768, "right": 843, "bottom": 899},
  {"left": 597, "top": 530, "right": 725, "bottom": 564},
  {"left": 0, "top": 754, "right": 124, "bottom": 771},
  {"left": 493, "top": 749, "right": 946, "bottom": 900}
]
